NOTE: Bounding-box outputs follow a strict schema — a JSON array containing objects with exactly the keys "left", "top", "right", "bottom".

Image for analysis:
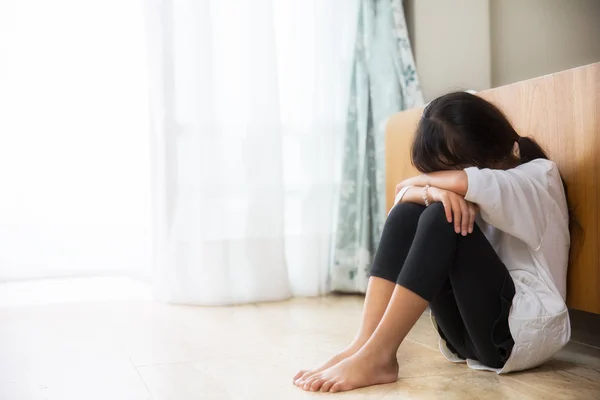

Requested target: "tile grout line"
[
  {"left": 502, "top": 375, "right": 559, "bottom": 399},
  {"left": 398, "top": 369, "right": 474, "bottom": 380},
  {"left": 134, "top": 359, "right": 206, "bottom": 369},
  {"left": 133, "top": 358, "right": 477, "bottom": 382},
  {"left": 560, "top": 368, "right": 600, "bottom": 383},
  {"left": 570, "top": 339, "right": 600, "bottom": 351},
  {"left": 129, "top": 356, "right": 156, "bottom": 400}
]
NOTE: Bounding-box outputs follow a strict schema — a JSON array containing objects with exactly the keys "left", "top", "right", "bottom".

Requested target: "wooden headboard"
[{"left": 385, "top": 62, "right": 600, "bottom": 314}]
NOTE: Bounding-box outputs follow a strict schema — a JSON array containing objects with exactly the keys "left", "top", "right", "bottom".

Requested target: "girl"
[{"left": 293, "top": 92, "right": 571, "bottom": 393}]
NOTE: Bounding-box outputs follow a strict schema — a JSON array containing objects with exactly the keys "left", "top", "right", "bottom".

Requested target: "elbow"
[{"left": 454, "top": 171, "right": 468, "bottom": 196}]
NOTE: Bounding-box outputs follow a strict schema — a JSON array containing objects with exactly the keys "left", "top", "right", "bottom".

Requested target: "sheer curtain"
[
  {"left": 0, "top": 0, "right": 357, "bottom": 304},
  {"left": 146, "top": 0, "right": 358, "bottom": 304},
  {"left": 0, "top": 0, "right": 152, "bottom": 281}
]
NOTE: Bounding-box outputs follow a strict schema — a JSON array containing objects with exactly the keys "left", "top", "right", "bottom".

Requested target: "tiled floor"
[{"left": 1, "top": 294, "right": 600, "bottom": 399}]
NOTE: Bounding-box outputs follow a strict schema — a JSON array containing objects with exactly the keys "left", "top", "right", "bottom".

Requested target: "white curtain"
[
  {"left": 0, "top": 0, "right": 152, "bottom": 281},
  {"left": 0, "top": 0, "right": 357, "bottom": 305},
  {"left": 146, "top": 0, "right": 358, "bottom": 304}
]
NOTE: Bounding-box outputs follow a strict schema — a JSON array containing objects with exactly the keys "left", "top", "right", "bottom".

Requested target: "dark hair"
[{"left": 411, "top": 91, "right": 548, "bottom": 173}]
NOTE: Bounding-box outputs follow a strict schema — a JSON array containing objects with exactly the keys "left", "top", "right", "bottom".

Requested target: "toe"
[
  {"left": 294, "top": 370, "right": 307, "bottom": 382},
  {"left": 295, "top": 371, "right": 311, "bottom": 387},
  {"left": 310, "top": 378, "right": 326, "bottom": 392},
  {"left": 300, "top": 371, "right": 314, "bottom": 383},
  {"left": 330, "top": 381, "right": 347, "bottom": 393},
  {"left": 320, "top": 380, "right": 335, "bottom": 392},
  {"left": 302, "top": 376, "right": 317, "bottom": 391}
]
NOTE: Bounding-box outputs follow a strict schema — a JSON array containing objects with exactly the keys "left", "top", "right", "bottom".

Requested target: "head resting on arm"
[{"left": 411, "top": 91, "right": 548, "bottom": 173}]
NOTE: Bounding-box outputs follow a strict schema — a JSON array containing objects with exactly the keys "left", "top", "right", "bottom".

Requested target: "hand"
[{"left": 428, "top": 187, "right": 478, "bottom": 236}]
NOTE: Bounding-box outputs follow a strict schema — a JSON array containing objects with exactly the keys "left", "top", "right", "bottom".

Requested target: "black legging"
[{"left": 370, "top": 202, "right": 516, "bottom": 369}]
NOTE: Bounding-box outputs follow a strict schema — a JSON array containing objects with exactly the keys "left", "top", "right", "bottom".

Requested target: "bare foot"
[
  {"left": 299, "top": 350, "right": 399, "bottom": 393},
  {"left": 293, "top": 343, "right": 362, "bottom": 387}
]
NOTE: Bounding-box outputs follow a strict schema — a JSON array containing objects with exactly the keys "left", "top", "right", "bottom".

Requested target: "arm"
[
  {"left": 395, "top": 185, "right": 452, "bottom": 206},
  {"left": 398, "top": 186, "right": 427, "bottom": 205},
  {"left": 393, "top": 185, "right": 479, "bottom": 235},
  {"left": 399, "top": 171, "right": 468, "bottom": 196},
  {"left": 463, "top": 161, "right": 558, "bottom": 249}
]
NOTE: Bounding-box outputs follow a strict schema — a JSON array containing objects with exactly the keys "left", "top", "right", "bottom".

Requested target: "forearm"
[
  {"left": 401, "top": 171, "right": 468, "bottom": 196},
  {"left": 427, "top": 171, "right": 468, "bottom": 196},
  {"left": 399, "top": 186, "right": 428, "bottom": 205}
]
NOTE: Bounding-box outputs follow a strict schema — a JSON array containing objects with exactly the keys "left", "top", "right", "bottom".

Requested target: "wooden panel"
[{"left": 385, "top": 63, "right": 600, "bottom": 313}]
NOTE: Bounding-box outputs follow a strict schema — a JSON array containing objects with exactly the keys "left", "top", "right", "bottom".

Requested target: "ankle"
[
  {"left": 341, "top": 342, "right": 363, "bottom": 356},
  {"left": 349, "top": 334, "right": 370, "bottom": 350},
  {"left": 357, "top": 344, "right": 398, "bottom": 367}
]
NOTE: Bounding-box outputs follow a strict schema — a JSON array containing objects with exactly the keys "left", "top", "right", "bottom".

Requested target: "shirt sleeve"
[{"left": 464, "top": 161, "right": 557, "bottom": 250}]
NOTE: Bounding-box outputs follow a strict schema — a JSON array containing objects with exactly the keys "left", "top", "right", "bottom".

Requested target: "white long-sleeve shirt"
[{"left": 433, "top": 159, "right": 571, "bottom": 373}]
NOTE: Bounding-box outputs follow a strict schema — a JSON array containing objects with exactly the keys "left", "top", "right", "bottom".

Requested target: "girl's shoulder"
[
  {"left": 515, "top": 158, "right": 556, "bottom": 172},
  {"left": 517, "top": 159, "right": 567, "bottom": 210},
  {"left": 514, "top": 159, "right": 560, "bottom": 184}
]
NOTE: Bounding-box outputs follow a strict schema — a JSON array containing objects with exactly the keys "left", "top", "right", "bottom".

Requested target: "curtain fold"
[
  {"left": 331, "top": 0, "right": 424, "bottom": 292},
  {"left": 146, "top": 0, "right": 358, "bottom": 304}
]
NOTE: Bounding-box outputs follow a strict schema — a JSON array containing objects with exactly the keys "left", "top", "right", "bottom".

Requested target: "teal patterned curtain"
[{"left": 331, "top": 0, "right": 424, "bottom": 292}]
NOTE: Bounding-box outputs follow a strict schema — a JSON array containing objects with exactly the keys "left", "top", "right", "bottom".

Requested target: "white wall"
[
  {"left": 490, "top": 0, "right": 600, "bottom": 87},
  {"left": 404, "top": 0, "right": 491, "bottom": 101},
  {"left": 404, "top": 0, "right": 600, "bottom": 100}
]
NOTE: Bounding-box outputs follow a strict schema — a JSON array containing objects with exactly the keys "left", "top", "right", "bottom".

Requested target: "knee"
[
  {"left": 386, "top": 202, "right": 426, "bottom": 232},
  {"left": 418, "top": 203, "right": 454, "bottom": 233}
]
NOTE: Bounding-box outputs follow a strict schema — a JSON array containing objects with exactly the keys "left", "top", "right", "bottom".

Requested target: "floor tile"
[
  {"left": 1, "top": 296, "right": 599, "bottom": 399},
  {"left": 506, "top": 360, "right": 600, "bottom": 400},
  {"left": 554, "top": 340, "right": 600, "bottom": 369},
  {"left": 0, "top": 304, "right": 150, "bottom": 400},
  {"left": 138, "top": 363, "right": 231, "bottom": 400}
]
